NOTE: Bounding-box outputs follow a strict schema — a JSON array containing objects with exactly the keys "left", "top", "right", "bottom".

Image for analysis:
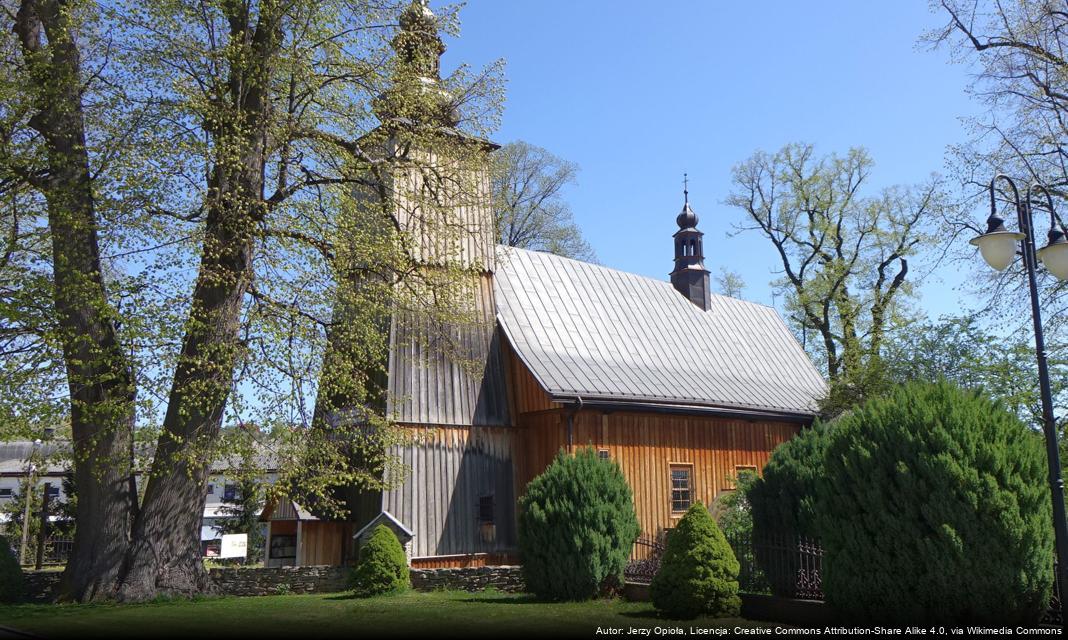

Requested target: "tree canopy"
[
  {"left": 0, "top": 0, "right": 504, "bottom": 601},
  {"left": 490, "top": 140, "right": 595, "bottom": 262},
  {"left": 928, "top": 0, "right": 1068, "bottom": 338},
  {"left": 727, "top": 142, "right": 949, "bottom": 414}
]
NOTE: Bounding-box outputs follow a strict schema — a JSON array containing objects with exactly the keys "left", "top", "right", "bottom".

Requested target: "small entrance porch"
[{"left": 259, "top": 498, "right": 355, "bottom": 568}]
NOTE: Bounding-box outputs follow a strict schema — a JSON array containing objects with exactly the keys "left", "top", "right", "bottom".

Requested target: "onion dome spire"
[
  {"left": 676, "top": 173, "right": 699, "bottom": 229},
  {"left": 373, "top": 0, "right": 457, "bottom": 126},
  {"left": 394, "top": 0, "right": 445, "bottom": 80}
]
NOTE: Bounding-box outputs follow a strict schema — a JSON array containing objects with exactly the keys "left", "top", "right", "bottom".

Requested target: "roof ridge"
[{"left": 495, "top": 244, "right": 778, "bottom": 311}]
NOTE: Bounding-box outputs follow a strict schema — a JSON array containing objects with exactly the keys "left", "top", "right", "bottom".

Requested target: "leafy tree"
[
  {"left": 8, "top": 0, "right": 139, "bottom": 601},
  {"left": 517, "top": 447, "right": 639, "bottom": 601},
  {"left": 650, "top": 503, "right": 741, "bottom": 620},
  {"left": 52, "top": 473, "right": 76, "bottom": 540},
  {"left": 817, "top": 380, "right": 1052, "bottom": 624},
  {"left": 710, "top": 471, "right": 766, "bottom": 594},
  {"left": 2, "top": 474, "right": 75, "bottom": 562},
  {"left": 709, "top": 471, "right": 757, "bottom": 539},
  {"left": 880, "top": 315, "right": 1068, "bottom": 426},
  {"left": 727, "top": 143, "right": 948, "bottom": 415},
  {"left": 713, "top": 268, "right": 746, "bottom": 299},
  {"left": 0, "top": 478, "right": 41, "bottom": 561},
  {"left": 491, "top": 141, "right": 595, "bottom": 262},
  {"left": 1, "top": 0, "right": 504, "bottom": 602},
  {"left": 352, "top": 525, "right": 409, "bottom": 597},
  {"left": 927, "top": 0, "right": 1068, "bottom": 340}
]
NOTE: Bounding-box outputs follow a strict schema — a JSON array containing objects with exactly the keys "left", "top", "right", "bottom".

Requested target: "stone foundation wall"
[
  {"left": 210, "top": 565, "right": 351, "bottom": 596},
  {"left": 23, "top": 571, "right": 62, "bottom": 603},
  {"left": 22, "top": 564, "right": 526, "bottom": 601},
  {"left": 409, "top": 566, "right": 525, "bottom": 593}
]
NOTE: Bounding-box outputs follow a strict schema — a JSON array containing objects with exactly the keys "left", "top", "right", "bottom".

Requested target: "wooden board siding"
[
  {"left": 387, "top": 273, "right": 511, "bottom": 427},
  {"left": 502, "top": 339, "right": 559, "bottom": 415},
  {"left": 517, "top": 409, "right": 800, "bottom": 539},
  {"left": 389, "top": 147, "right": 497, "bottom": 272},
  {"left": 271, "top": 520, "right": 297, "bottom": 535},
  {"left": 384, "top": 425, "right": 518, "bottom": 559},
  {"left": 298, "top": 522, "right": 353, "bottom": 566},
  {"left": 513, "top": 410, "right": 566, "bottom": 494}
]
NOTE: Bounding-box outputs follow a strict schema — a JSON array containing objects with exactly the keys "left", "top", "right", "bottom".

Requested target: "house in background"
[
  {"left": 200, "top": 462, "right": 277, "bottom": 558},
  {"left": 0, "top": 441, "right": 69, "bottom": 534},
  {"left": 0, "top": 440, "right": 276, "bottom": 559},
  {"left": 259, "top": 1, "right": 826, "bottom": 570}
]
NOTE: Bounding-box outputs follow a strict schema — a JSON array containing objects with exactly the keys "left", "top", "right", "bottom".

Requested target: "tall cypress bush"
[
  {"left": 746, "top": 421, "right": 830, "bottom": 596},
  {"left": 650, "top": 504, "right": 741, "bottom": 619},
  {"left": 817, "top": 380, "right": 1052, "bottom": 624},
  {"left": 517, "top": 447, "right": 640, "bottom": 600}
]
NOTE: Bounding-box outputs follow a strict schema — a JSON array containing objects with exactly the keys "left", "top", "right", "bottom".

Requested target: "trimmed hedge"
[
  {"left": 518, "top": 447, "right": 640, "bottom": 600},
  {"left": 352, "top": 525, "right": 409, "bottom": 597},
  {"left": 0, "top": 534, "right": 24, "bottom": 602},
  {"left": 746, "top": 420, "right": 831, "bottom": 596},
  {"left": 748, "top": 420, "right": 830, "bottom": 538},
  {"left": 650, "top": 504, "right": 741, "bottom": 619},
  {"left": 817, "top": 380, "right": 1052, "bottom": 624}
]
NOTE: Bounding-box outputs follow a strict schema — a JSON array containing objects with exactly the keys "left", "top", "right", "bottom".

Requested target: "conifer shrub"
[
  {"left": 0, "top": 534, "right": 25, "bottom": 602},
  {"left": 517, "top": 447, "right": 640, "bottom": 600},
  {"left": 352, "top": 525, "right": 410, "bottom": 597},
  {"left": 650, "top": 503, "right": 741, "bottom": 619},
  {"left": 817, "top": 380, "right": 1052, "bottom": 624},
  {"left": 745, "top": 421, "right": 831, "bottom": 597}
]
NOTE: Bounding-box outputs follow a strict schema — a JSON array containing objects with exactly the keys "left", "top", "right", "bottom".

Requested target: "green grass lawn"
[{"left": 0, "top": 589, "right": 770, "bottom": 638}]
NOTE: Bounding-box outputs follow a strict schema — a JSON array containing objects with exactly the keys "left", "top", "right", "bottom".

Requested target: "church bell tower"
[{"left": 669, "top": 175, "right": 711, "bottom": 310}]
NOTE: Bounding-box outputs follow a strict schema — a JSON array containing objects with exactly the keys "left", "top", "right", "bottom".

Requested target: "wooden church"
[{"left": 261, "top": 0, "right": 826, "bottom": 569}]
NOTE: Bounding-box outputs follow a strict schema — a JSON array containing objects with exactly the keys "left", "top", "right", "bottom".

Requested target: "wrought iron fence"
[
  {"left": 10, "top": 537, "right": 73, "bottom": 567},
  {"left": 624, "top": 532, "right": 665, "bottom": 584},
  {"left": 726, "top": 531, "right": 822, "bottom": 600},
  {"left": 42, "top": 538, "right": 73, "bottom": 566}
]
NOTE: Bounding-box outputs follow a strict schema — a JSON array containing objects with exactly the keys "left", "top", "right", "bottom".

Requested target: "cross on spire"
[{"left": 683, "top": 172, "right": 689, "bottom": 204}]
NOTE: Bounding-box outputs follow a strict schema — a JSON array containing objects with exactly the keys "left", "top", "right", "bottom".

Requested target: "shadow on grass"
[
  {"left": 457, "top": 595, "right": 543, "bottom": 605},
  {"left": 324, "top": 587, "right": 438, "bottom": 602},
  {"left": 619, "top": 609, "right": 668, "bottom": 620}
]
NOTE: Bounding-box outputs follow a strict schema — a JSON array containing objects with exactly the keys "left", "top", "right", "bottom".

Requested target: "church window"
[
  {"left": 670, "top": 465, "right": 692, "bottom": 513},
  {"left": 478, "top": 495, "right": 494, "bottom": 524}
]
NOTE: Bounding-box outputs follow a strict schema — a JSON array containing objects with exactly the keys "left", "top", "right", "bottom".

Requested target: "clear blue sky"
[{"left": 442, "top": 0, "right": 983, "bottom": 319}]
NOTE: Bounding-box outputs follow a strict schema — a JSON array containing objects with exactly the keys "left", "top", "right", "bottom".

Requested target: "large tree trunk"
[
  {"left": 115, "top": 5, "right": 278, "bottom": 601},
  {"left": 14, "top": 0, "right": 137, "bottom": 602},
  {"left": 116, "top": 188, "right": 256, "bottom": 598}
]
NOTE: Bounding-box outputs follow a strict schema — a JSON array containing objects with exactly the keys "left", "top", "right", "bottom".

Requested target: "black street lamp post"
[{"left": 970, "top": 175, "right": 1068, "bottom": 621}]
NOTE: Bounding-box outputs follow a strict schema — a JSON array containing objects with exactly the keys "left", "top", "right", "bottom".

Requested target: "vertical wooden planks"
[
  {"left": 384, "top": 424, "right": 519, "bottom": 560},
  {"left": 512, "top": 408, "right": 802, "bottom": 541}
]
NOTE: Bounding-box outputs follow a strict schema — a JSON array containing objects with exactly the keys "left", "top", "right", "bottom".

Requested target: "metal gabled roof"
[
  {"left": 493, "top": 246, "right": 827, "bottom": 418},
  {"left": 352, "top": 510, "right": 414, "bottom": 541}
]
